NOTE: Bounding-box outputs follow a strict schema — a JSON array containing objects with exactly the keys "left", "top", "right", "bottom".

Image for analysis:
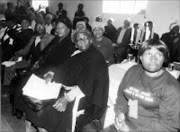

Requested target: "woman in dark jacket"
[
  {"left": 12, "top": 17, "right": 76, "bottom": 119},
  {"left": 31, "top": 17, "right": 76, "bottom": 75}
]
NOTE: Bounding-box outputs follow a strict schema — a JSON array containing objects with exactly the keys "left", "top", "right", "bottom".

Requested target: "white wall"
[
  {"left": 1, "top": 0, "right": 179, "bottom": 36},
  {"left": 49, "top": 0, "right": 179, "bottom": 37},
  {"left": 145, "top": 1, "right": 180, "bottom": 36}
]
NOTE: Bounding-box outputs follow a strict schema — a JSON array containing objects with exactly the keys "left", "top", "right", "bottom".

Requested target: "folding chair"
[{"left": 72, "top": 93, "right": 85, "bottom": 132}]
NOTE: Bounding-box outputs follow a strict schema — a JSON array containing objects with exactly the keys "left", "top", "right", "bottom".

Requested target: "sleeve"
[
  {"left": 114, "top": 69, "right": 130, "bottom": 115},
  {"left": 15, "top": 36, "right": 34, "bottom": 56},
  {"left": 76, "top": 62, "right": 105, "bottom": 104},
  {"left": 73, "top": 57, "right": 109, "bottom": 128},
  {"left": 102, "top": 38, "right": 113, "bottom": 62},
  {"left": 134, "top": 84, "right": 180, "bottom": 131}
]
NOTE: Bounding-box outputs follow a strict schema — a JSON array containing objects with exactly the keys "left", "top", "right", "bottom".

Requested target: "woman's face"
[
  {"left": 56, "top": 22, "right": 69, "bottom": 37},
  {"left": 140, "top": 47, "right": 164, "bottom": 74},
  {"left": 93, "top": 27, "right": 103, "bottom": 39},
  {"left": 21, "top": 19, "right": 30, "bottom": 29},
  {"left": 76, "top": 33, "right": 91, "bottom": 51}
]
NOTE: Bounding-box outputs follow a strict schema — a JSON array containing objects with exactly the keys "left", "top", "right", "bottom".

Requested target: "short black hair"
[
  {"left": 21, "top": 15, "right": 31, "bottom": 24},
  {"left": 144, "top": 21, "right": 153, "bottom": 27},
  {"left": 133, "top": 23, "right": 139, "bottom": 28},
  {"left": 138, "top": 39, "right": 169, "bottom": 63},
  {"left": 78, "top": 3, "right": 83, "bottom": 9},
  {"left": 56, "top": 17, "right": 72, "bottom": 29},
  {"left": 58, "top": 3, "right": 63, "bottom": 8}
]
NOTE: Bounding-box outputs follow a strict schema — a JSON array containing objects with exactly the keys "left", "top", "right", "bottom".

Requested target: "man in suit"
[
  {"left": 140, "top": 21, "right": 159, "bottom": 43},
  {"left": 104, "top": 19, "right": 117, "bottom": 41},
  {"left": 2, "top": 20, "right": 54, "bottom": 93},
  {"left": 113, "top": 19, "right": 131, "bottom": 63}
]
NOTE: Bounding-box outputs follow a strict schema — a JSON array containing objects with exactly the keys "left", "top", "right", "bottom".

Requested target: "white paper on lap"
[
  {"left": 2, "top": 61, "right": 16, "bottom": 67},
  {"left": 22, "top": 74, "right": 62, "bottom": 100}
]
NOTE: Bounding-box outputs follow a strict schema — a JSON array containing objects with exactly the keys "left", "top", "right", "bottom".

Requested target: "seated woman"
[
  {"left": 92, "top": 21, "right": 114, "bottom": 65},
  {"left": 105, "top": 39, "right": 180, "bottom": 132},
  {"left": 22, "top": 29, "right": 109, "bottom": 132},
  {"left": 11, "top": 17, "right": 76, "bottom": 119}
]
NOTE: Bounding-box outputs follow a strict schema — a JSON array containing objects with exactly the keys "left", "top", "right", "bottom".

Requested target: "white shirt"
[{"left": 117, "top": 28, "right": 127, "bottom": 44}]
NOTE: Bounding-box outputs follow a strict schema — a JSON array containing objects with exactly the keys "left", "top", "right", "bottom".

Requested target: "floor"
[
  {"left": 1, "top": 95, "right": 103, "bottom": 132},
  {"left": 1, "top": 95, "right": 26, "bottom": 132}
]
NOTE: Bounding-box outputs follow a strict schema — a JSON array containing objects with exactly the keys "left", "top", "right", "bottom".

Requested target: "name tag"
[{"left": 128, "top": 99, "right": 138, "bottom": 119}]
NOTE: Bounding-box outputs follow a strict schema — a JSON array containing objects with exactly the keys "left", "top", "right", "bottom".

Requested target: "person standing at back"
[
  {"left": 73, "top": 4, "right": 86, "bottom": 29},
  {"left": 56, "top": 3, "right": 67, "bottom": 20}
]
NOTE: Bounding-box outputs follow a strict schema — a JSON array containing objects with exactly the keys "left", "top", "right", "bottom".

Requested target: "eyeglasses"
[
  {"left": 77, "top": 37, "right": 89, "bottom": 42},
  {"left": 56, "top": 26, "right": 66, "bottom": 30},
  {"left": 36, "top": 25, "right": 44, "bottom": 29}
]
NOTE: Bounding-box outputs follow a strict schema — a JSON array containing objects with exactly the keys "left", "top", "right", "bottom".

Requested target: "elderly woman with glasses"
[{"left": 23, "top": 29, "right": 109, "bottom": 132}]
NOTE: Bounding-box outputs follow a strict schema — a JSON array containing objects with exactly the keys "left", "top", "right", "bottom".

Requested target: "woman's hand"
[
  {"left": 115, "top": 113, "right": 130, "bottom": 132},
  {"left": 112, "top": 43, "right": 118, "bottom": 47},
  {"left": 53, "top": 96, "right": 68, "bottom": 112},
  {"left": 44, "top": 71, "right": 54, "bottom": 83}
]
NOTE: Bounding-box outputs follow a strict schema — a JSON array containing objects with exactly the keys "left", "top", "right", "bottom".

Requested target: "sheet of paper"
[
  {"left": 2, "top": 61, "right": 16, "bottom": 67},
  {"left": 23, "top": 74, "right": 62, "bottom": 100}
]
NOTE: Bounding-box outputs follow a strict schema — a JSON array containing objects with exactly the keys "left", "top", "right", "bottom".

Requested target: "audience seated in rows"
[{"left": 0, "top": 1, "right": 180, "bottom": 131}]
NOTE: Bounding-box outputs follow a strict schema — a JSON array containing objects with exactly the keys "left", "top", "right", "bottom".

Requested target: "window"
[
  {"left": 102, "top": 0, "right": 148, "bottom": 14},
  {"left": 32, "top": 0, "right": 49, "bottom": 11}
]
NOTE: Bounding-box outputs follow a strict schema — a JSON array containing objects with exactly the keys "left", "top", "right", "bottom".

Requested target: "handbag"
[{"left": 23, "top": 95, "right": 55, "bottom": 111}]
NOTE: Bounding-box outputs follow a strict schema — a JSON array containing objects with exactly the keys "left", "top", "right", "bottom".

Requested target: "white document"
[
  {"left": 23, "top": 74, "right": 62, "bottom": 100},
  {"left": 2, "top": 61, "right": 16, "bottom": 67},
  {"left": 2, "top": 57, "right": 23, "bottom": 67}
]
